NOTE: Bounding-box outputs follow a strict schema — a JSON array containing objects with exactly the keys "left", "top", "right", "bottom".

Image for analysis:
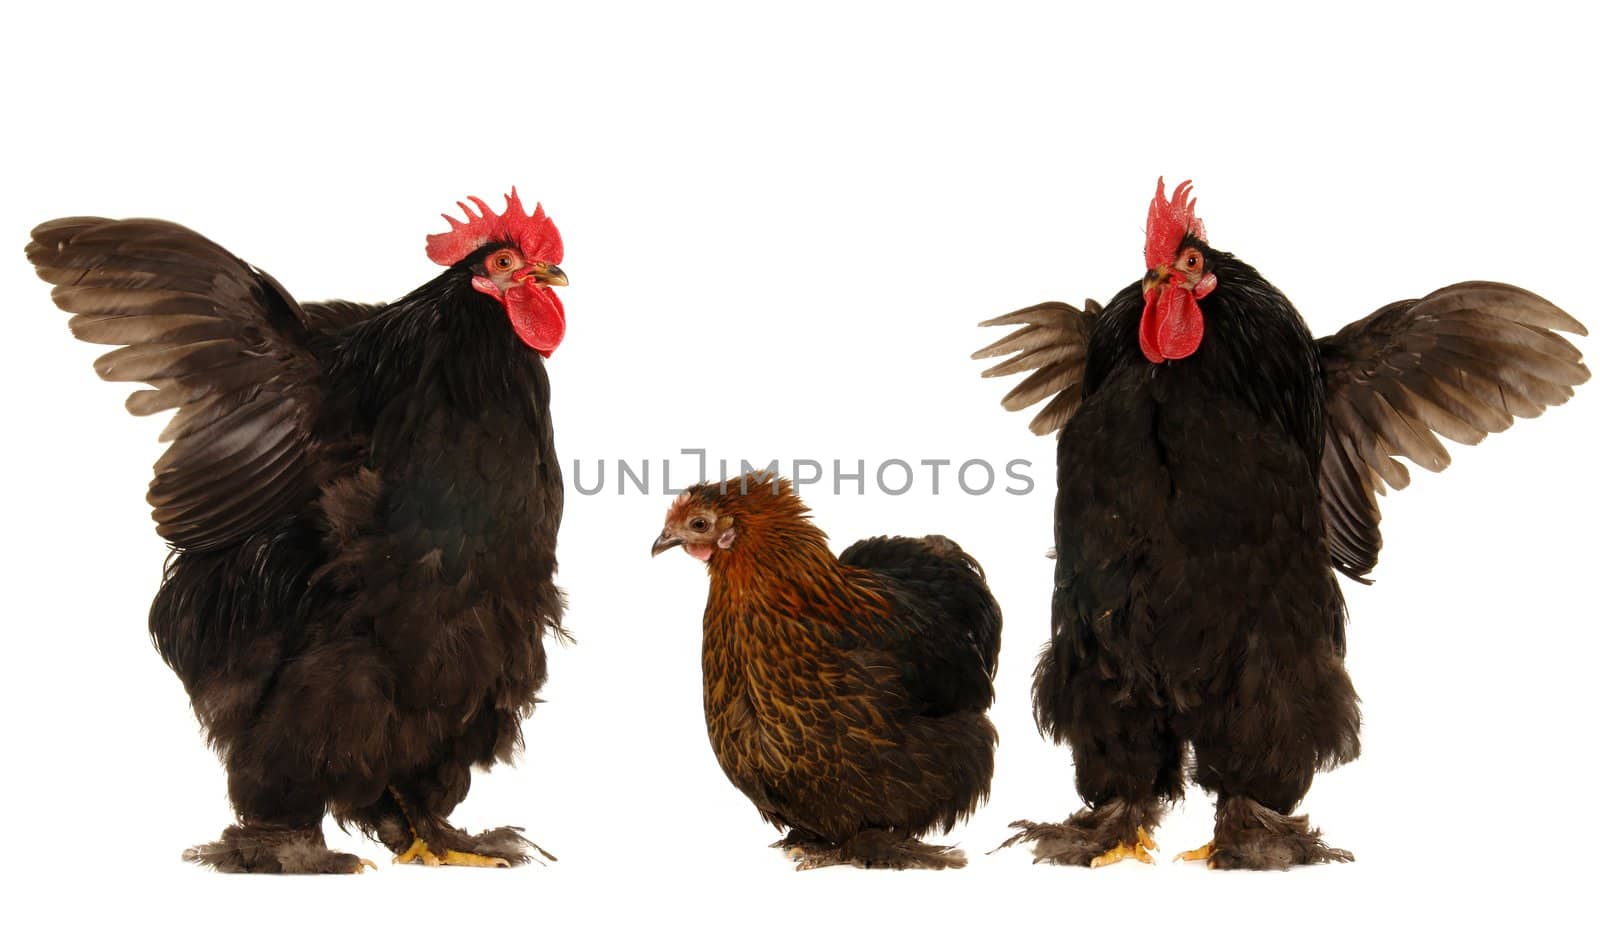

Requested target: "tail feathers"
[
  {"left": 841, "top": 534, "right": 1002, "bottom": 687},
  {"left": 839, "top": 534, "right": 984, "bottom": 580}
]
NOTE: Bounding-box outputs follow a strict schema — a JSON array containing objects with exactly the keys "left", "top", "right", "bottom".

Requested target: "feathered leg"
[
  {"left": 184, "top": 770, "right": 372, "bottom": 874},
  {"left": 183, "top": 823, "right": 375, "bottom": 874},
  {"left": 338, "top": 744, "right": 554, "bottom": 868},
  {"left": 1182, "top": 646, "right": 1360, "bottom": 870},
  {"left": 1000, "top": 799, "right": 1163, "bottom": 867},
  {"left": 999, "top": 661, "right": 1183, "bottom": 867},
  {"left": 156, "top": 541, "right": 374, "bottom": 873},
  {"left": 783, "top": 829, "right": 967, "bottom": 871},
  {"left": 385, "top": 785, "right": 547, "bottom": 868},
  {"left": 1178, "top": 796, "right": 1352, "bottom": 871},
  {"left": 338, "top": 776, "right": 553, "bottom": 868}
]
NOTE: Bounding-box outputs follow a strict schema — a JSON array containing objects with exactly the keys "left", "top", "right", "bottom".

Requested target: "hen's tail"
[{"left": 840, "top": 535, "right": 1001, "bottom": 681}]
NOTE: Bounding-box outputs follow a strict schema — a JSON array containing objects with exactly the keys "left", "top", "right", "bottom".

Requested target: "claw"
[
  {"left": 395, "top": 837, "right": 441, "bottom": 866},
  {"left": 1175, "top": 842, "right": 1217, "bottom": 868},
  {"left": 439, "top": 849, "right": 511, "bottom": 868},
  {"left": 354, "top": 858, "right": 379, "bottom": 873},
  {"left": 1089, "top": 840, "right": 1155, "bottom": 868},
  {"left": 1087, "top": 827, "right": 1159, "bottom": 867},
  {"left": 394, "top": 836, "right": 510, "bottom": 868}
]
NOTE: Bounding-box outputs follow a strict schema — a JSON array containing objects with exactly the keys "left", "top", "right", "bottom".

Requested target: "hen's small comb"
[
  {"left": 426, "top": 188, "right": 563, "bottom": 267},
  {"left": 1144, "top": 177, "right": 1206, "bottom": 270}
]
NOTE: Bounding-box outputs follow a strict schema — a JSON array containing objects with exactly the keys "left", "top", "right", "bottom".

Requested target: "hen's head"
[
  {"left": 1139, "top": 178, "right": 1217, "bottom": 363},
  {"left": 427, "top": 189, "right": 568, "bottom": 356},
  {"left": 651, "top": 474, "right": 813, "bottom": 563}
]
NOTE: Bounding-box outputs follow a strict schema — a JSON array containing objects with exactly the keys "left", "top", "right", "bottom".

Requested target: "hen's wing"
[
  {"left": 1318, "top": 281, "right": 1588, "bottom": 581},
  {"left": 28, "top": 217, "right": 329, "bottom": 552},
  {"left": 839, "top": 536, "right": 1001, "bottom": 716},
  {"left": 972, "top": 299, "right": 1099, "bottom": 435}
]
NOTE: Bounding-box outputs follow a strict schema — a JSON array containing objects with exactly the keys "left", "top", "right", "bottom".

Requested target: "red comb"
[
  {"left": 1144, "top": 177, "right": 1206, "bottom": 270},
  {"left": 425, "top": 188, "right": 563, "bottom": 268}
]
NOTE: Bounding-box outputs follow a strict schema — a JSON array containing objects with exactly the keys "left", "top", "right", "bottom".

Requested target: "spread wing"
[
  {"left": 28, "top": 217, "right": 328, "bottom": 551},
  {"left": 1318, "top": 281, "right": 1588, "bottom": 581},
  {"left": 972, "top": 300, "right": 1099, "bottom": 435}
]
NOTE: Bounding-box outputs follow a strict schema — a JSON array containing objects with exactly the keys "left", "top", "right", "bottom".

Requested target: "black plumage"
[
  {"left": 979, "top": 185, "right": 1587, "bottom": 869},
  {"left": 27, "top": 201, "right": 568, "bottom": 872}
]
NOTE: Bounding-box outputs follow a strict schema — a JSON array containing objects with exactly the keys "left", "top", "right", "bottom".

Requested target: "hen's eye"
[{"left": 690, "top": 518, "right": 709, "bottom": 531}]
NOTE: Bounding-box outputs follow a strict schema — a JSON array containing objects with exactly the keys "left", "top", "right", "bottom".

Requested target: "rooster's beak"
[
  {"left": 1142, "top": 265, "right": 1168, "bottom": 296},
  {"left": 651, "top": 531, "right": 682, "bottom": 557},
  {"left": 522, "top": 262, "right": 569, "bottom": 287}
]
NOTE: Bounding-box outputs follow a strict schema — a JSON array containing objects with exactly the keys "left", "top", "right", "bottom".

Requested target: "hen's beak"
[
  {"left": 651, "top": 531, "right": 682, "bottom": 557},
  {"left": 522, "top": 262, "right": 569, "bottom": 287}
]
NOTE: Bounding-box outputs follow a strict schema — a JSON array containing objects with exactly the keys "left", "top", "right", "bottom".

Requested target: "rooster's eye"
[
  {"left": 690, "top": 518, "right": 709, "bottom": 531},
  {"left": 488, "top": 251, "right": 518, "bottom": 272},
  {"left": 1180, "top": 251, "right": 1203, "bottom": 271}
]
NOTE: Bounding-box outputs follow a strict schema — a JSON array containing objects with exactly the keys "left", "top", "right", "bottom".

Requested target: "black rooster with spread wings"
[
  {"left": 27, "top": 191, "right": 569, "bottom": 872},
  {"left": 979, "top": 179, "right": 1587, "bottom": 869}
]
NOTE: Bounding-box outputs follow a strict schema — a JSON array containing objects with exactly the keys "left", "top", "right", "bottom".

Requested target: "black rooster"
[
  {"left": 27, "top": 190, "right": 569, "bottom": 872},
  {"left": 978, "top": 179, "right": 1587, "bottom": 869}
]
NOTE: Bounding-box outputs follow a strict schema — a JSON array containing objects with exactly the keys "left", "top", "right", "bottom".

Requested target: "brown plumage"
[
  {"left": 652, "top": 475, "right": 1002, "bottom": 869},
  {"left": 26, "top": 193, "right": 568, "bottom": 873}
]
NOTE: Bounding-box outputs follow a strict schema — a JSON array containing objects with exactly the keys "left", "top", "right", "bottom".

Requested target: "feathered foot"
[
  {"left": 771, "top": 828, "right": 826, "bottom": 850},
  {"left": 390, "top": 823, "right": 554, "bottom": 868},
  {"left": 1194, "top": 797, "right": 1353, "bottom": 871},
  {"left": 784, "top": 829, "right": 966, "bottom": 871},
  {"left": 381, "top": 788, "right": 555, "bottom": 868},
  {"left": 183, "top": 823, "right": 376, "bottom": 874},
  {"left": 995, "top": 799, "right": 1162, "bottom": 867}
]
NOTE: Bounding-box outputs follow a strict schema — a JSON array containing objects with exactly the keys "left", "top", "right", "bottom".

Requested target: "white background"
[{"left": 3, "top": 2, "right": 1596, "bottom": 941}]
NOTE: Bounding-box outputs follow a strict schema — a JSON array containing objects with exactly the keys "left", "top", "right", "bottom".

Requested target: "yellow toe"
[
  {"left": 1090, "top": 840, "right": 1155, "bottom": 868},
  {"left": 439, "top": 850, "right": 511, "bottom": 868},
  {"left": 395, "top": 837, "right": 442, "bottom": 866},
  {"left": 1175, "top": 842, "right": 1216, "bottom": 868},
  {"left": 394, "top": 836, "right": 509, "bottom": 868}
]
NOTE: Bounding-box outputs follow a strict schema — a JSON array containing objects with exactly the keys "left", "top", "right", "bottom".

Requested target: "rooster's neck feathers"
[
  {"left": 329, "top": 269, "right": 548, "bottom": 419},
  {"left": 1089, "top": 252, "right": 1327, "bottom": 460}
]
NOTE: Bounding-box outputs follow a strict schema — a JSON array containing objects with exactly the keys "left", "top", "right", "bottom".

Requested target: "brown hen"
[{"left": 653, "top": 474, "right": 1002, "bottom": 869}]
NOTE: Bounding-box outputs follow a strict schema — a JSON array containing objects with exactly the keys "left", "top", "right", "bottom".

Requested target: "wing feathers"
[
  {"left": 69, "top": 312, "right": 233, "bottom": 346},
  {"left": 28, "top": 216, "right": 328, "bottom": 551},
  {"left": 126, "top": 385, "right": 204, "bottom": 417},
  {"left": 1415, "top": 281, "right": 1587, "bottom": 334},
  {"left": 973, "top": 300, "right": 1097, "bottom": 435},
  {"left": 1318, "top": 281, "right": 1587, "bottom": 579}
]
